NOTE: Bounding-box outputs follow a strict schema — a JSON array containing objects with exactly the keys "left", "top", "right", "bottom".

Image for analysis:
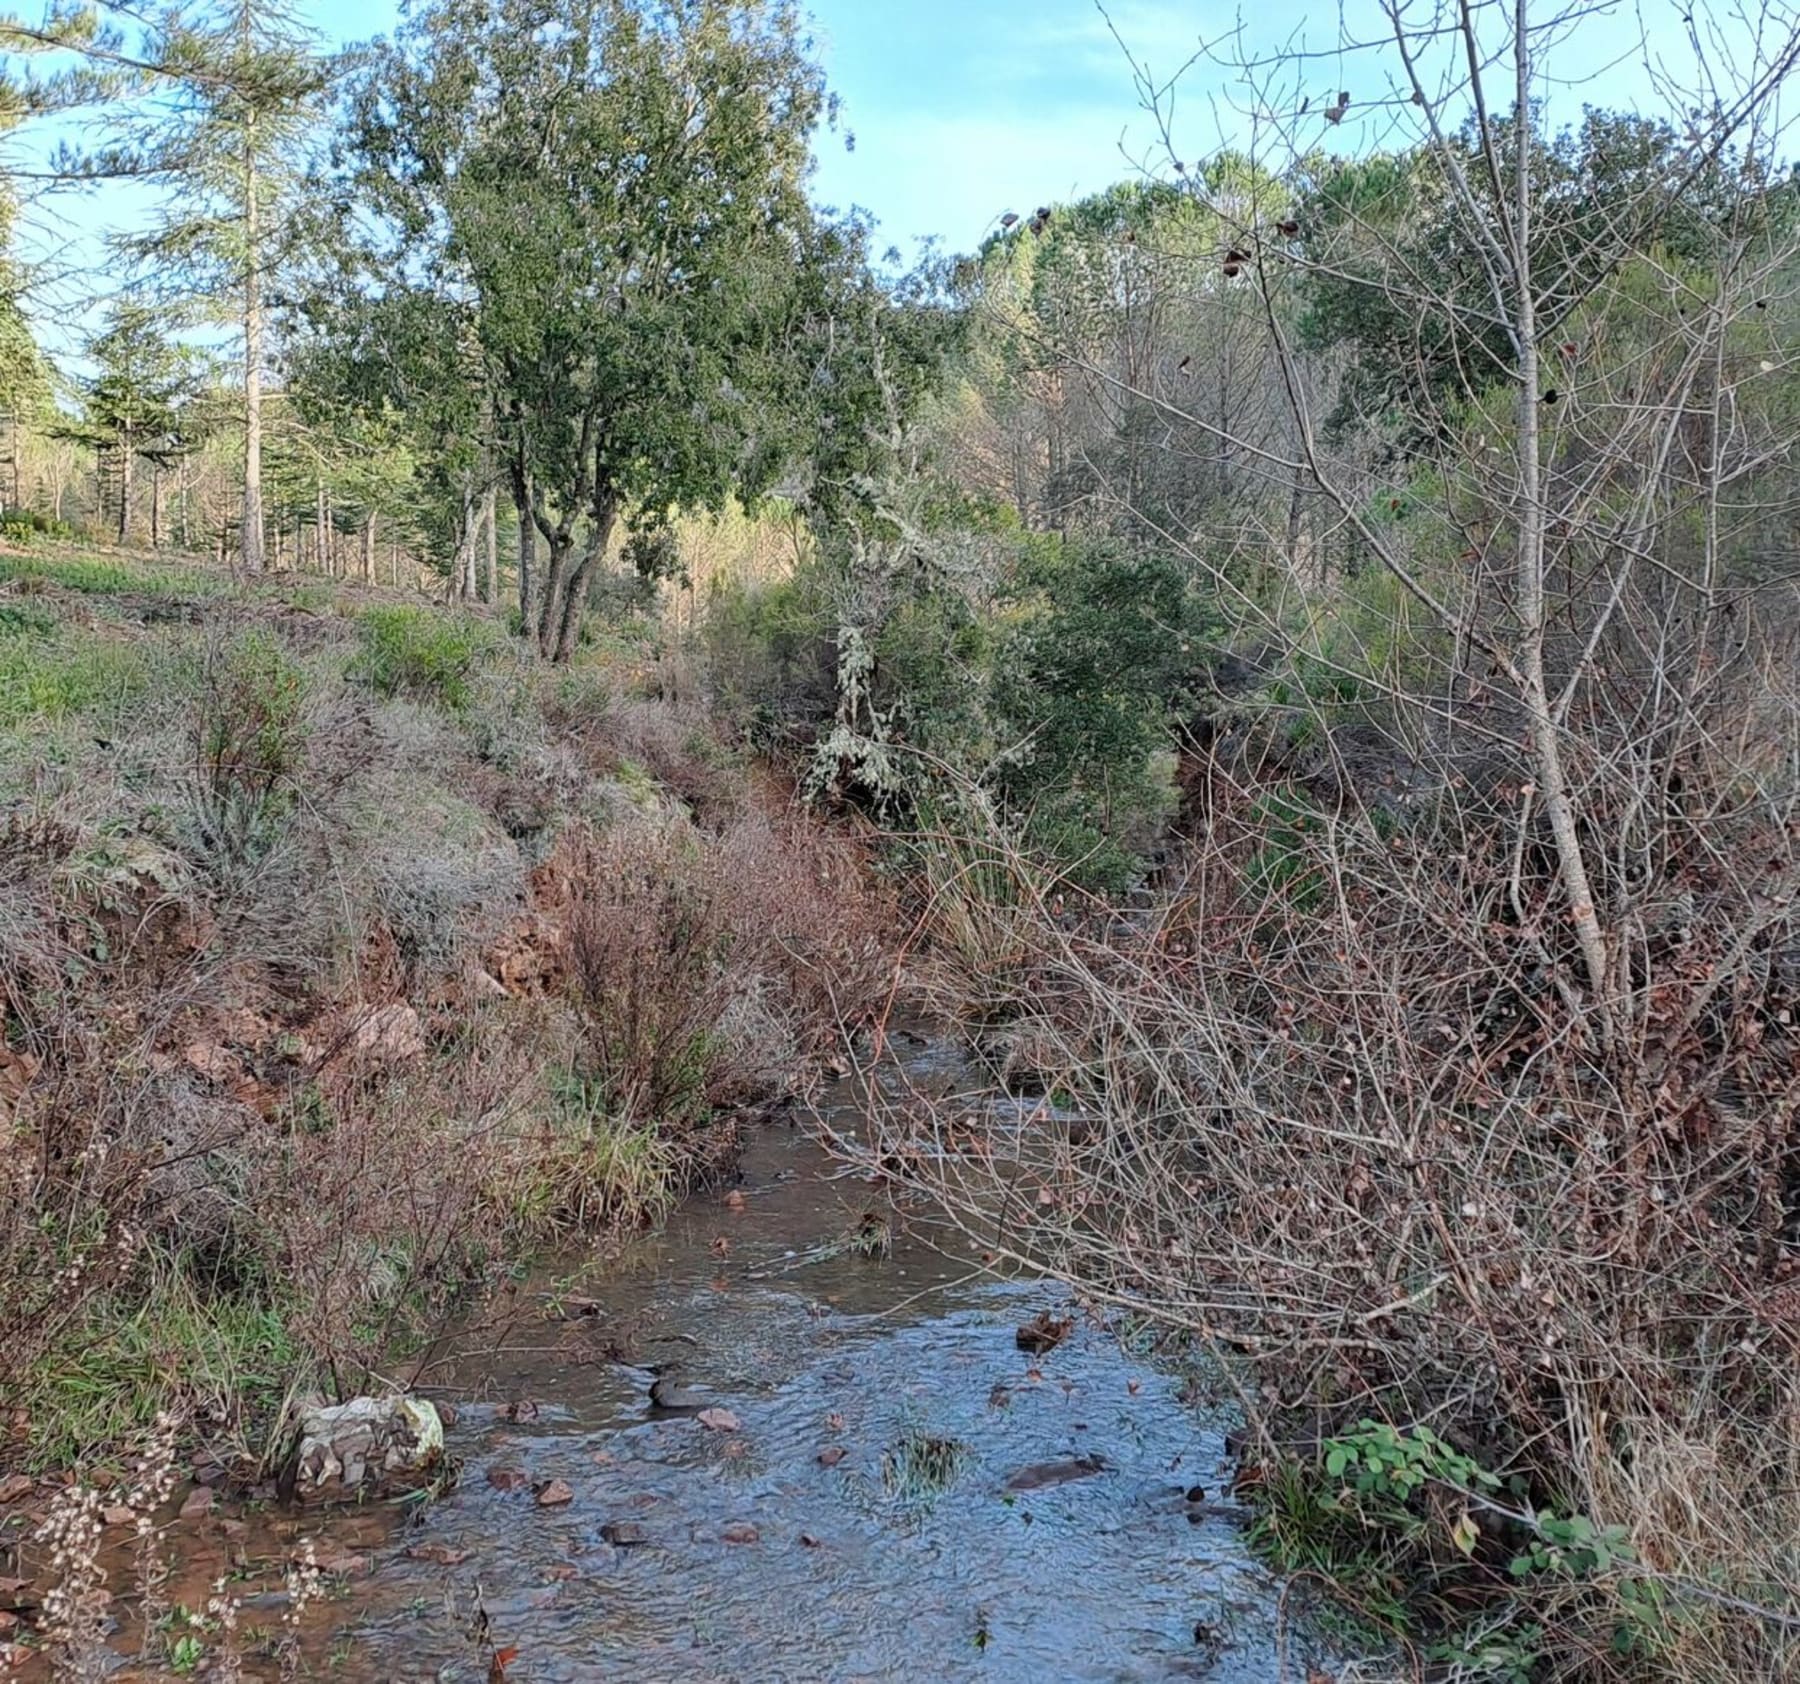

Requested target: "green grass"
[
  {"left": 350, "top": 604, "right": 493, "bottom": 710},
  {"left": 0, "top": 550, "right": 223, "bottom": 598},
  {"left": 522, "top": 1071, "right": 684, "bottom": 1232},
  {"left": 21, "top": 1259, "right": 301, "bottom": 1470},
  {"left": 882, "top": 1426, "right": 970, "bottom": 1505},
  {"left": 0, "top": 628, "right": 150, "bottom": 729}
]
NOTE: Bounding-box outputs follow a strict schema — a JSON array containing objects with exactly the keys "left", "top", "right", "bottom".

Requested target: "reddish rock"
[
  {"left": 535, "top": 1479, "right": 574, "bottom": 1508},
  {"left": 720, "top": 1522, "right": 760, "bottom": 1545},
  {"left": 311, "top": 1545, "right": 371, "bottom": 1578}
]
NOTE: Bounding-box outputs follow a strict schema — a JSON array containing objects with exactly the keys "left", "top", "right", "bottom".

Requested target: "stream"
[
  {"left": 3, "top": 1043, "right": 1337, "bottom": 1682},
  {"left": 308, "top": 1042, "right": 1336, "bottom": 1683}
]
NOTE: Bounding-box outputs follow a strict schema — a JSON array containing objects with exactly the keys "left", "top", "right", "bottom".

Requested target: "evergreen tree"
[
  {"left": 116, "top": 0, "right": 324, "bottom": 571},
  {"left": 64, "top": 300, "right": 203, "bottom": 542}
]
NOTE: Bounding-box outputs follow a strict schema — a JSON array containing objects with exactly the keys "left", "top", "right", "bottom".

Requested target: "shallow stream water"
[
  {"left": 310, "top": 1047, "right": 1333, "bottom": 1684},
  {"left": 4, "top": 1044, "right": 1337, "bottom": 1683}
]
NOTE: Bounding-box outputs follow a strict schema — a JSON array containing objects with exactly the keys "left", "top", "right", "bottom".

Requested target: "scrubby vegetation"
[
  {"left": 0, "top": 0, "right": 1795, "bottom": 1679},
  {"left": 0, "top": 558, "right": 887, "bottom": 1477}
]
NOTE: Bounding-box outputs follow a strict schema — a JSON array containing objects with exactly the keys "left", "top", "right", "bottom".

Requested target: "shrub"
[
  {"left": 862, "top": 740, "right": 1800, "bottom": 1680},
  {"left": 562, "top": 808, "right": 888, "bottom": 1178},
  {"left": 351, "top": 605, "right": 485, "bottom": 709},
  {"left": 190, "top": 629, "right": 307, "bottom": 865}
]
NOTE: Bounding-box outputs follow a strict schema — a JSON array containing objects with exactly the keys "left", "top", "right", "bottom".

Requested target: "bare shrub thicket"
[
  {"left": 565, "top": 809, "right": 888, "bottom": 1160},
  {"left": 867, "top": 1, "right": 1800, "bottom": 1675}
]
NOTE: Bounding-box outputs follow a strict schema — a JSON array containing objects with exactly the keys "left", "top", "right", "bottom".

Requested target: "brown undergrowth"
[
  {"left": 861, "top": 711, "right": 1797, "bottom": 1680},
  {"left": 0, "top": 552, "right": 889, "bottom": 1486}
]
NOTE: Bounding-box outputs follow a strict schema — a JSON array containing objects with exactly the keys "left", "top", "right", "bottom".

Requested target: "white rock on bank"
[{"left": 291, "top": 1396, "right": 444, "bottom": 1498}]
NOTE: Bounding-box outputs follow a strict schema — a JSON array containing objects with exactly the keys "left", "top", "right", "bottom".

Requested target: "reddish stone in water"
[
  {"left": 816, "top": 1446, "right": 847, "bottom": 1468},
  {"left": 487, "top": 1467, "right": 531, "bottom": 1493},
  {"left": 720, "top": 1522, "right": 760, "bottom": 1544},
  {"left": 535, "top": 1479, "right": 574, "bottom": 1508},
  {"left": 406, "top": 1542, "right": 473, "bottom": 1566}
]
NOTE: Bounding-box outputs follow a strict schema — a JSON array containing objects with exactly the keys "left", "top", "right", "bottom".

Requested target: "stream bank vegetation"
[
  {"left": 794, "top": 5, "right": 1800, "bottom": 1678},
  {"left": 0, "top": 555, "right": 889, "bottom": 1490},
  {"left": 0, "top": 0, "right": 1795, "bottom": 1679}
]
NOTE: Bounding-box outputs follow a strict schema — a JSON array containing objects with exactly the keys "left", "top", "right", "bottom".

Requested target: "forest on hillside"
[{"left": 0, "top": 0, "right": 1796, "bottom": 1680}]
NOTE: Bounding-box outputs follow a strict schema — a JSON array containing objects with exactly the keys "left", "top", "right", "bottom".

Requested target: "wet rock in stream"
[{"left": 287, "top": 1395, "right": 444, "bottom": 1500}]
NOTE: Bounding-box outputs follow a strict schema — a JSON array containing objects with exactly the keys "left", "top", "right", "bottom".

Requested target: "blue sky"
[
  {"left": 12, "top": 0, "right": 1710, "bottom": 358},
  {"left": 293, "top": 0, "right": 1687, "bottom": 253}
]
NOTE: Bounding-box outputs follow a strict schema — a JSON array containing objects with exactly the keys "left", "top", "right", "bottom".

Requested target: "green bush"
[
  {"left": 351, "top": 605, "right": 486, "bottom": 709},
  {"left": 192, "top": 629, "right": 308, "bottom": 863},
  {"left": 990, "top": 535, "right": 1211, "bottom": 888},
  {"left": 0, "top": 507, "right": 75, "bottom": 545}
]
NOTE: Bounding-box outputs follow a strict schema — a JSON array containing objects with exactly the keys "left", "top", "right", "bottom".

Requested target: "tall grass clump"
[{"left": 350, "top": 604, "right": 487, "bottom": 709}]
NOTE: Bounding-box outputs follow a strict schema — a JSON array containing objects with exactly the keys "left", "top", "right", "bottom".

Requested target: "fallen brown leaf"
[
  {"left": 723, "top": 1189, "right": 747, "bottom": 1211},
  {"left": 0, "top": 1476, "right": 32, "bottom": 1505},
  {"left": 406, "top": 1542, "right": 474, "bottom": 1566},
  {"left": 487, "top": 1467, "right": 531, "bottom": 1493},
  {"left": 178, "top": 1487, "right": 214, "bottom": 1521}
]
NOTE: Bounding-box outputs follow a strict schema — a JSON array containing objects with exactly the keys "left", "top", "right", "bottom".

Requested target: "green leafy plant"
[
  {"left": 351, "top": 605, "right": 484, "bottom": 709},
  {"left": 192, "top": 629, "right": 306, "bottom": 863}
]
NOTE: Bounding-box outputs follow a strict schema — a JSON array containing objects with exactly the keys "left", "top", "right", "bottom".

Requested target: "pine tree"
[{"left": 116, "top": 0, "right": 323, "bottom": 572}]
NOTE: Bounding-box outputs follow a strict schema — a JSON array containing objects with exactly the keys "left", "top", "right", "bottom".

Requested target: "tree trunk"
[
  {"left": 549, "top": 502, "right": 617, "bottom": 663},
  {"left": 512, "top": 466, "right": 537, "bottom": 630},
  {"left": 241, "top": 123, "right": 266, "bottom": 574},
  {"left": 484, "top": 485, "right": 498, "bottom": 604},
  {"left": 117, "top": 440, "right": 133, "bottom": 545},
  {"left": 150, "top": 459, "right": 162, "bottom": 549},
  {"left": 315, "top": 480, "right": 329, "bottom": 574},
  {"left": 1509, "top": 3, "right": 1611, "bottom": 1026},
  {"left": 362, "top": 517, "right": 375, "bottom": 583},
  {"left": 534, "top": 532, "right": 574, "bottom": 657}
]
